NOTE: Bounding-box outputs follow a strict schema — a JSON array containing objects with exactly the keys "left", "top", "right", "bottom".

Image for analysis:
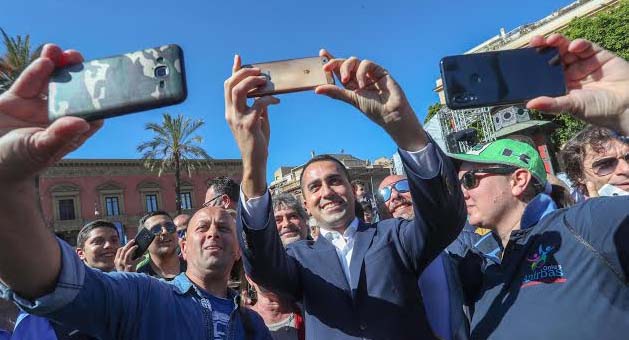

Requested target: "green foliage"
[
  {"left": 424, "top": 102, "right": 443, "bottom": 124},
  {"left": 545, "top": 1, "right": 628, "bottom": 147},
  {"left": 137, "top": 113, "right": 211, "bottom": 213},
  {"left": 0, "top": 28, "right": 42, "bottom": 94}
]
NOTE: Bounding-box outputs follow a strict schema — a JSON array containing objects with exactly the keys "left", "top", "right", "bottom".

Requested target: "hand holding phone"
[
  {"left": 132, "top": 228, "right": 156, "bottom": 260},
  {"left": 243, "top": 56, "right": 334, "bottom": 98},
  {"left": 48, "top": 44, "right": 187, "bottom": 121}
]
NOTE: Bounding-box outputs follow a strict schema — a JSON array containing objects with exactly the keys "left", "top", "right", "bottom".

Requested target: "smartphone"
[
  {"left": 440, "top": 47, "right": 566, "bottom": 110},
  {"left": 48, "top": 44, "right": 187, "bottom": 122},
  {"left": 597, "top": 184, "right": 629, "bottom": 197},
  {"left": 132, "top": 228, "right": 156, "bottom": 260},
  {"left": 243, "top": 56, "right": 334, "bottom": 98}
]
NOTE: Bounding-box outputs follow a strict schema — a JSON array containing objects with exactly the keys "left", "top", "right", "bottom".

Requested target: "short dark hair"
[
  {"left": 360, "top": 200, "right": 374, "bottom": 214},
  {"left": 208, "top": 176, "right": 239, "bottom": 203},
  {"left": 139, "top": 210, "right": 172, "bottom": 230},
  {"left": 299, "top": 155, "right": 351, "bottom": 196},
  {"left": 272, "top": 193, "right": 308, "bottom": 222},
  {"left": 77, "top": 220, "right": 118, "bottom": 249},
  {"left": 560, "top": 125, "right": 619, "bottom": 194}
]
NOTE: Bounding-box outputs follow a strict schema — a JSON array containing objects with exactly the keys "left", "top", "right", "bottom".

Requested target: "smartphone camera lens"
[{"left": 154, "top": 65, "right": 169, "bottom": 78}]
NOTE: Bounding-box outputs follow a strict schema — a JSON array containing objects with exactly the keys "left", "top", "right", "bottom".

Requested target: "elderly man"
[
  {"left": 272, "top": 193, "right": 309, "bottom": 246},
  {"left": 0, "top": 44, "right": 271, "bottom": 339}
]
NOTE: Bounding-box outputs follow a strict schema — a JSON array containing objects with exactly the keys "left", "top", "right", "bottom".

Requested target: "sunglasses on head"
[
  {"left": 202, "top": 194, "right": 222, "bottom": 208},
  {"left": 379, "top": 179, "right": 410, "bottom": 202},
  {"left": 590, "top": 152, "right": 629, "bottom": 176},
  {"left": 148, "top": 222, "right": 177, "bottom": 235},
  {"left": 459, "top": 166, "right": 517, "bottom": 190}
]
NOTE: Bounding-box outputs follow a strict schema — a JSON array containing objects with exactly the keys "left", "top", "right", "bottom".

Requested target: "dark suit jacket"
[{"left": 238, "top": 148, "right": 466, "bottom": 340}]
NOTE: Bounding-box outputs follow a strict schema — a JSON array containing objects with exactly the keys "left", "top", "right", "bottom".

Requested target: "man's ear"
[
  {"left": 511, "top": 169, "right": 533, "bottom": 197},
  {"left": 180, "top": 238, "right": 188, "bottom": 261},
  {"left": 76, "top": 247, "right": 86, "bottom": 261},
  {"left": 221, "top": 194, "right": 231, "bottom": 209}
]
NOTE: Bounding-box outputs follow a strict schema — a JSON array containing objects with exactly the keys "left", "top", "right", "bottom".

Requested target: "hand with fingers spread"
[
  {"left": 224, "top": 54, "right": 279, "bottom": 198},
  {"left": 315, "top": 49, "right": 427, "bottom": 151},
  {"left": 0, "top": 44, "right": 103, "bottom": 183},
  {"left": 114, "top": 240, "right": 141, "bottom": 272},
  {"left": 527, "top": 34, "right": 629, "bottom": 135}
]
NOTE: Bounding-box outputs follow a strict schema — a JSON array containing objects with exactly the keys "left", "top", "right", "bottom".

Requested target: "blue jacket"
[
  {"left": 0, "top": 241, "right": 271, "bottom": 340},
  {"left": 458, "top": 194, "right": 629, "bottom": 340},
  {"left": 238, "top": 148, "right": 467, "bottom": 339}
]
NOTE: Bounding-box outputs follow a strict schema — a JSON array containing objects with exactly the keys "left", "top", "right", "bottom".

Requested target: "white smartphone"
[{"left": 597, "top": 184, "right": 629, "bottom": 197}]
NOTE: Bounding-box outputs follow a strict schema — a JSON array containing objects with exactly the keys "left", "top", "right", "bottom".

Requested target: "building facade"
[{"left": 39, "top": 158, "right": 242, "bottom": 245}]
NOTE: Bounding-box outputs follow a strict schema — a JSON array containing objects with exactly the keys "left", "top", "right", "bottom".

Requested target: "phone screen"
[{"left": 440, "top": 47, "right": 566, "bottom": 109}]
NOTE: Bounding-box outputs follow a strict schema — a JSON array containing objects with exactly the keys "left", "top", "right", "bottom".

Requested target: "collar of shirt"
[
  {"left": 171, "top": 273, "right": 241, "bottom": 306},
  {"left": 520, "top": 193, "right": 557, "bottom": 230},
  {"left": 319, "top": 217, "right": 359, "bottom": 249}
]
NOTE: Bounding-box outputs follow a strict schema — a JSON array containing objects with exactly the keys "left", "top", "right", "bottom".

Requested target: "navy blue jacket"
[
  {"left": 237, "top": 151, "right": 466, "bottom": 339},
  {"left": 457, "top": 195, "right": 629, "bottom": 340}
]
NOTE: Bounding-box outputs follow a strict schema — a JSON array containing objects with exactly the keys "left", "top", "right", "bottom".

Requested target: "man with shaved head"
[{"left": 378, "top": 174, "right": 413, "bottom": 220}]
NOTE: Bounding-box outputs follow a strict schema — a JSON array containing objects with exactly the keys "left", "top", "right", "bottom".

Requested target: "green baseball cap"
[{"left": 449, "top": 139, "right": 548, "bottom": 186}]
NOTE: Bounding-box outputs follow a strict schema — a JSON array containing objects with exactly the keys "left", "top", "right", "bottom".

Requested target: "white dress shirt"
[{"left": 318, "top": 217, "right": 359, "bottom": 284}]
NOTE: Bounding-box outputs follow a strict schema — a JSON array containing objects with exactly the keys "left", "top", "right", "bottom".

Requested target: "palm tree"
[
  {"left": 138, "top": 113, "right": 212, "bottom": 214},
  {"left": 0, "top": 28, "right": 42, "bottom": 94}
]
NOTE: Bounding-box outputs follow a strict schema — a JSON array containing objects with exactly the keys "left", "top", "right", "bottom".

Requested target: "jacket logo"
[{"left": 521, "top": 244, "right": 567, "bottom": 288}]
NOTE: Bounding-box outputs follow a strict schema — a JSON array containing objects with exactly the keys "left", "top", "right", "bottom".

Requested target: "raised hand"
[
  {"left": 315, "top": 49, "right": 427, "bottom": 151},
  {"left": 114, "top": 240, "right": 140, "bottom": 272},
  {"left": 0, "top": 44, "right": 102, "bottom": 182},
  {"left": 224, "top": 55, "right": 279, "bottom": 197},
  {"left": 527, "top": 34, "right": 629, "bottom": 134}
]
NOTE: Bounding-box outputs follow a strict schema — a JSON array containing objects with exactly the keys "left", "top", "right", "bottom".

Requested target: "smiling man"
[
  {"left": 76, "top": 220, "right": 121, "bottom": 272},
  {"left": 136, "top": 211, "right": 186, "bottom": 281},
  {"left": 378, "top": 175, "right": 413, "bottom": 220},
  {"left": 272, "top": 193, "right": 309, "bottom": 246}
]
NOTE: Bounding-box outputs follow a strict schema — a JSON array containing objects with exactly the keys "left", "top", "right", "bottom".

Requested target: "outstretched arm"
[{"left": 0, "top": 44, "right": 102, "bottom": 299}]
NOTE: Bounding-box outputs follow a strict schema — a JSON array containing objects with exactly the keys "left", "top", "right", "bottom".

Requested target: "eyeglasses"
[
  {"left": 176, "top": 229, "right": 187, "bottom": 239},
  {"left": 148, "top": 222, "right": 177, "bottom": 235},
  {"left": 459, "top": 167, "right": 517, "bottom": 190},
  {"left": 202, "top": 194, "right": 222, "bottom": 208},
  {"left": 590, "top": 152, "right": 629, "bottom": 176},
  {"left": 379, "top": 179, "right": 410, "bottom": 202}
]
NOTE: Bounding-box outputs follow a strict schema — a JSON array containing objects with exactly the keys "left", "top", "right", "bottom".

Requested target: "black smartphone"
[
  {"left": 132, "top": 228, "right": 155, "bottom": 260},
  {"left": 440, "top": 47, "right": 566, "bottom": 110},
  {"left": 48, "top": 44, "right": 187, "bottom": 122}
]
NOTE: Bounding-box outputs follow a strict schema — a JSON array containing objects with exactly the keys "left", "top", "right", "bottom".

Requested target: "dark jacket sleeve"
[
  {"left": 236, "top": 196, "right": 303, "bottom": 300},
  {"left": 566, "top": 196, "right": 629, "bottom": 284},
  {"left": 398, "top": 140, "right": 468, "bottom": 274}
]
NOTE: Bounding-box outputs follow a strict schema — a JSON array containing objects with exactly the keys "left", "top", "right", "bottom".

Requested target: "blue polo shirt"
[{"left": 0, "top": 239, "right": 271, "bottom": 340}]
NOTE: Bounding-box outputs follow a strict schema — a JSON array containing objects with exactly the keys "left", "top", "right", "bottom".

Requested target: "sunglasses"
[
  {"left": 590, "top": 152, "right": 629, "bottom": 176},
  {"left": 176, "top": 229, "right": 187, "bottom": 239},
  {"left": 148, "top": 222, "right": 177, "bottom": 235},
  {"left": 202, "top": 194, "right": 222, "bottom": 208},
  {"left": 380, "top": 179, "right": 410, "bottom": 202},
  {"left": 459, "top": 167, "right": 517, "bottom": 190}
]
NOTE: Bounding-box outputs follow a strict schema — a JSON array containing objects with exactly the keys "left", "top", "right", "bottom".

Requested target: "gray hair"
[{"left": 271, "top": 193, "right": 308, "bottom": 222}]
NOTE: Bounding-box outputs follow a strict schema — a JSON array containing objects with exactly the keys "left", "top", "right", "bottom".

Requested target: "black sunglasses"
[
  {"left": 591, "top": 152, "right": 629, "bottom": 176},
  {"left": 379, "top": 179, "right": 410, "bottom": 202},
  {"left": 459, "top": 167, "right": 517, "bottom": 190},
  {"left": 176, "top": 229, "right": 187, "bottom": 239},
  {"left": 148, "top": 222, "right": 177, "bottom": 235},
  {"left": 202, "top": 194, "right": 222, "bottom": 208}
]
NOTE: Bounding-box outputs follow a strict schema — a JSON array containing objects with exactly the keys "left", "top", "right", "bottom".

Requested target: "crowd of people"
[{"left": 0, "top": 33, "right": 627, "bottom": 339}]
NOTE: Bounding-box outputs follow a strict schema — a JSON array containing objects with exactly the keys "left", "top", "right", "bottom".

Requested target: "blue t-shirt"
[{"left": 202, "top": 291, "right": 235, "bottom": 340}]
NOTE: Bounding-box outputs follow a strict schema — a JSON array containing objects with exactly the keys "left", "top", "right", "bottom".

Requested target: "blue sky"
[{"left": 3, "top": 0, "right": 573, "bottom": 181}]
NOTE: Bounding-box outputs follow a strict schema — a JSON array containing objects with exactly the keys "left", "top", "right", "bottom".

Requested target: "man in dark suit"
[{"left": 224, "top": 51, "right": 467, "bottom": 339}]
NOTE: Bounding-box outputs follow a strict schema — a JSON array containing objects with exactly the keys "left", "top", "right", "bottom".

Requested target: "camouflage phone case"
[{"left": 48, "top": 44, "right": 187, "bottom": 121}]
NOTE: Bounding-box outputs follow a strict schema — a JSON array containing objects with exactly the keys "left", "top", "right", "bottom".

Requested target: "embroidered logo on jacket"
[{"left": 521, "top": 244, "right": 567, "bottom": 288}]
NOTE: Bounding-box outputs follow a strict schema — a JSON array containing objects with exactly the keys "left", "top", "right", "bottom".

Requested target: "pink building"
[{"left": 39, "top": 158, "right": 242, "bottom": 245}]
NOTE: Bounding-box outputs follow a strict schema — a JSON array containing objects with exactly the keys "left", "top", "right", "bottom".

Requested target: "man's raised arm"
[{"left": 0, "top": 44, "right": 102, "bottom": 299}]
